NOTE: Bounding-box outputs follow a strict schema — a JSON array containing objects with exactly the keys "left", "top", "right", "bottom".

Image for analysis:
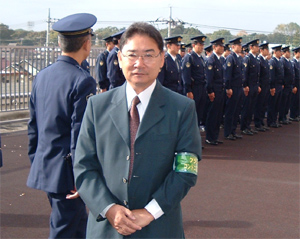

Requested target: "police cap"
[
  {"left": 191, "top": 35, "right": 207, "bottom": 44},
  {"left": 112, "top": 30, "right": 126, "bottom": 40},
  {"left": 165, "top": 36, "right": 182, "bottom": 44},
  {"left": 185, "top": 43, "right": 192, "bottom": 48},
  {"left": 229, "top": 37, "right": 242, "bottom": 45},
  {"left": 180, "top": 44, "right": 186, "bottom": 51},
  {"left": 103, "top": 36, "right": 113, "bottom": 42},
  {"left": 281, "top": 46, "right": 290, "bottom": 52},
  {"left": 247, "top": 39, "right": 259, "bottom": 46},
  {"left": 204, "top": 44, "right": 213, "bottom": 52},
  {"left": 272, "top": 45, "right": 282, "bottom": 51},
  {"left": 242, "top": 43, "right": 249, "bottom": 53},
  {"left": 224, "top": 43, "right": 231, "bottom": 51},
  {"left": 52, "top": 13, "right": 97, "bottom": 38},
  {"left": 259, "top": 42, "right": 269, "bottom": 49},
  {"left": 292, "top": 46, "right": 300, "bottom": 53},
  {"left": 210, "top": 38, "right": 225, "bottom": 46}
]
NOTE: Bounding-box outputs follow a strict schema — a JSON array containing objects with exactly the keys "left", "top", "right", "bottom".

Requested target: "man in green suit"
[{"left": 74, "top": 22, "right": 202, "bottom": 238}]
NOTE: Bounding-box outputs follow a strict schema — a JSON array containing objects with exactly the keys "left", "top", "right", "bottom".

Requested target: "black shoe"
[
  {"left": 216, "top": 140, "right": 223, "bottom": 144},
  {"left": 225, "top": 134, "right": 236, "bottom": 140},
  {"left": 290, "top": 117, "right": 300, "bottom": 122},
  {"left": 279, "top": 120, "right": 288, "bottom": 125},
  {"left": 233, "top": 133, "right": 243, "bottom": 139},
  {"left": 269, "top": 123, "right": 279, "bottom": 128},
  {"left": 255, "top": 127, "right": 266, "bottom": 132},
  {"left": 250, "top": 128, "right": 258, "bottom": 134},
  {"left": 287, "top": 120, "right": 292, "bottom": 124},
  {"left": 242, "top": 129, "right": 253, "bottom": 136},
  {"left": 277, "top": 123, "right": 282, "bottom": 127},
  {"left": 263, "top": 126, "right": 270, "bottom": 131},
  {"left": 205, "top": 139, "right": 218, "bottom": 145}
]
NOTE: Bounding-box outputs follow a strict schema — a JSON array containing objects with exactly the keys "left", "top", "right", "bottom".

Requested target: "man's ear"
[
  {"left": 160, "top": 51, "right": 165, "bottom": 68},
  {"left": 118, "top": 51, "right": 123, "bottom": 69}
]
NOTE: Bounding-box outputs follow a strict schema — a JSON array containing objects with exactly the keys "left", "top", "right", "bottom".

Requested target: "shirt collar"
[
  {"left": 167, "top": 52, "right": 177, "bottom": 61},
  {"left": 259, "top": 54, "right": 267, "bottom": 60},
  {"left": 213, "top": 51, "right": 220, "bottom": 60},
  {"left": 126, "top": 80, "right": 156, "bottom": 112}
]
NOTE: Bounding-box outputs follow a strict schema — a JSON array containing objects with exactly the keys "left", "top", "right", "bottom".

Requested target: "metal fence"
[{"left": 0, "top": 46, "right": 104, "bottom": 112}]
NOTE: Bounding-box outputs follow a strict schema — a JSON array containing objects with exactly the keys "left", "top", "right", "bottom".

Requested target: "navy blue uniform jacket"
[
  {"left": 96, "top": 50, "right": 110, "bottom": 90},
  {"left": 27, "top": 56, "right": 96, "bottom": 193},
  {"left": 107, "top": 46, "right": 126, "bottom": 89},
  {"left": 74, "top": 81, "right": 202, "bottom": 238}
]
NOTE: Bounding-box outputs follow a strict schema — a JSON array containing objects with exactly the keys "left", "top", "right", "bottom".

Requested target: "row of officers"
[{"left": 95, "top": 32, "right": 300, "bottom": 146}]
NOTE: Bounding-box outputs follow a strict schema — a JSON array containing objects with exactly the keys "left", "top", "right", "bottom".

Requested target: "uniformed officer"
[
  {"left": 179, "top": 43, "right": 186, "bottom": 59},
  {"left": 205, "top": 38, "right": 225, "bottom": 145},
  {"left": 254, "top": 42, "right": 271, "bottom": 131},
  {"left": 279, "top": 46, "right": 295, "bottom": 124},
  {"left": 95, "top": 36, "right": 114, "bottom": 92},
  {"left": 223, "top": 43, "right": 231, "bottom": 58},
  {"left": 290, "top": 46, "right": 300, "bottom": 121},
  {"left": 107, "top": 30, "right": 126, "bottom": 89},
  {"left": 240, "top": 39, "right": 261, "bottom": 135},
  {"left": 204, "top": 44, "right": 213, "bottom": 59},
  {"left": 158, "top": 36, "right": 184, "bottom": 94},
  {"left": 267, "top": 45, "right": 284, "bottom": 128},
  {"left": 224, "top": 37, "right": 244, "bottom": 140},
  {"left": 185, "top": 43, "right": 192, "bottom": 53},
  {"left": 27, "top": 13, "right": 97, "bottom": 238},
  {"left": 182, "top": 35, "right": 207, "bottom": 128}
]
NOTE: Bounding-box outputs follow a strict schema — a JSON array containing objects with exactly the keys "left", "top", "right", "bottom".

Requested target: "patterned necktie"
[{"left": 128, "top": 96, "right": 140, "bottom": 181}]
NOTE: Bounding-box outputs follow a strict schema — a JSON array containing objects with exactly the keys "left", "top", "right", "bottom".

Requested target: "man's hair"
[
  {"left": 119, "top": 22, "right": 163, "bottom": 52},
  {"left": 58, "top": 34, "right": 89, "bottom": 53}
]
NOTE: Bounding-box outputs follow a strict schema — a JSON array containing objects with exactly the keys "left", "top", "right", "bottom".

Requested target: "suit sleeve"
[
  {"left": 152, "top": 100, "right": 202, "bottom": 215},
  {"left": 74, "top": 99, "right": 119, "bottom": 218},
  {"left": 70, "top": 76, "right": 96, "bottom": 163},
  {"left": 270, "top": 60, "right": 276, "bottom": 89}
]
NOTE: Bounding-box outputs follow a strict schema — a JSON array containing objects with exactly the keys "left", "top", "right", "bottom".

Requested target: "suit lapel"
[
  {"left": 136, "top": 81, "right": 165, "bottom": 139},
  {"left": 109, "top": 84, "right": 130, "bottom": 148}
]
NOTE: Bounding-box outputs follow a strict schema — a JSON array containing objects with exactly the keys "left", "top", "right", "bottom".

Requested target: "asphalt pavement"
[{"left": 0, "top": 120, "right": 299, "bottom": 238}]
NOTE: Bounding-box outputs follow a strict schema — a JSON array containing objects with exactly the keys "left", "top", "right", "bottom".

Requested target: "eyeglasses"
[{"left": 121, "top": 52, "right": 161, "bottom": 64}]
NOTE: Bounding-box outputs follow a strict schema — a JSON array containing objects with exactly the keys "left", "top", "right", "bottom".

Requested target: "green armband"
[{"left": 174, "top": 152, "right": 198, "bottom": 175}]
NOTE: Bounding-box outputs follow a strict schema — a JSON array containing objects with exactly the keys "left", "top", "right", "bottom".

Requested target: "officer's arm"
[
  {"left": 107, "top": 54, "right": 119, "bottom": 88},
  {"left": 182, "top": 56, "right": 193, "bottom": 94},
  {"left": 269, "top": 60, "right": 275, "bottom": 89},
  {"left": 98, "top": 54, "right": 109, "bottom": 90},
  {"left": 70, "top": 76, "right": 96, "bottom": 162},
  {"left": 28, "top": 84, "right": 38, "bottom": 163},
  {"left": 206, "top": 58, "right": 214, "bottom": 94},
  {"left": 243, "top": 57, "right": 249, "bottom": 88}
]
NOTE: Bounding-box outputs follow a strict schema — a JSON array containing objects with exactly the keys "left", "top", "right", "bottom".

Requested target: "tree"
[
  {"left": 0, "top": 23, "right": 14, "bottom": 45},
  {"left": 207, "top": 30, "right": 233, "bottom": 43}
]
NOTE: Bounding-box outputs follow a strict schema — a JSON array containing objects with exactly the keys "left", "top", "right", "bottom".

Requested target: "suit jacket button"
[{"left": 122, "top": 178, "right": 128, "bottom": 183}]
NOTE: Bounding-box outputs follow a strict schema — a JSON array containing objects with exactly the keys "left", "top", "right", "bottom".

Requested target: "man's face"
[
  {"left": 251, "top": 45, "right": 259, "bottom": 55},
  {"left": 233, "top": 44, "right": 242, "bottom": 54},
  {"left": 275, "top": 50, "right": 281, "bottom": 58},
  {"left": 295, "top": 52, "right": 300, "bottom": 59},
  {"left": 106, "top": 42, "right": 115, "bottom": 51},
  {"left": 214, "top": 44, "right": 224, "bottom": 55},
  {"left": 193, "top": 42, "right": 204, "bottom": 54},
  {"left": 261, "top": 48, "right": 269, "bottom": 57},
  {"left": 118, "top": 34, "right": 164, "bottom": 93},
  {"left": 284, "top": 51, "right": 290, "bottom": 58},
  {"left": 168, "top": 43, "right": 179, "bottom": 56}
]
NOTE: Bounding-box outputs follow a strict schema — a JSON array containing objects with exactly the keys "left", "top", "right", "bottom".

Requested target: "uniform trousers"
[
  {"left": 192, "top": 84, "right": 207, "bottom": 126},
  {"left": 254, "top": 85, "right": 269, "bottom": 128},
  {"left": 224, "top": 87, "right": 243, "bottom": 137},
  {"left": 205, "top": 89, "right": 224, "bottom": 141},
  {"left": 47, "top": 192, "right": 88, "bottom": 239},
  {"left": 290, "top": 90, "right": 300, "bottom": 118},
  {"left": 267, "top": 87, "right": 283, "bottom": 125},
  {"left": 279, "top": 87, "right": 292, "bottom": 121},
  {"left": 241, "top": 86, "right": 258, "bottom": 131}
]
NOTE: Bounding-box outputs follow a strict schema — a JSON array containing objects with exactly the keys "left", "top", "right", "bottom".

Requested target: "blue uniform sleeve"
[
  {"left": 96, "top": 53, "right": 109, "bottom": 90},
  {"left": 70, "top": 76, "right": 96, "bottom": 162},
  {"left": 205, "top": 57, "right": 215, "bottom": 94},
  {"left": 269, "top": 59, "right": 276, "bottom": 89},
  {"left": 182, "top": 55, "right": 193, "bottom": 93},
  {"left": 243, "top": 56, "right": 250, "bottom": 87},
  {"left": 224, "top": 55, "right": 234, "bottom": 89}
]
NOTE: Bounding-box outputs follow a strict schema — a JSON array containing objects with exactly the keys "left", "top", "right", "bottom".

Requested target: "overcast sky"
[{"left": 1, "top": 0, "right": 299, "bottom": 35}]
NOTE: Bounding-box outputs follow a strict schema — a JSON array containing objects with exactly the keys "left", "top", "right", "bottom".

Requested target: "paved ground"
[{"left": 0, "top": 120, "right": 299, "bottom": 238}]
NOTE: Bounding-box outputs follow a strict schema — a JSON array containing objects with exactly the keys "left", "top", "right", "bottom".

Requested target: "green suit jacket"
[{"left": 74, "top": 81, "right": 202, "bottom": 238}]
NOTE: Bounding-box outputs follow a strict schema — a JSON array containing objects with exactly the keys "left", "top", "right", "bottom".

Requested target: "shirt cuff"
[
  {"left": 100, "top": 203, "right": 115, "bottom": 218},
  {"left": 145, "top": 199, "right": 164, "bottom": 220}
]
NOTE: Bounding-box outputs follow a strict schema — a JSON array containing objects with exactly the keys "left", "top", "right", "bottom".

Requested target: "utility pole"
[
  {"left": 168, "top": 6, "right": 172, "bottom": 37},
  {"left": 46, "top": 8, "right": 51, "bottom": 47}
]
